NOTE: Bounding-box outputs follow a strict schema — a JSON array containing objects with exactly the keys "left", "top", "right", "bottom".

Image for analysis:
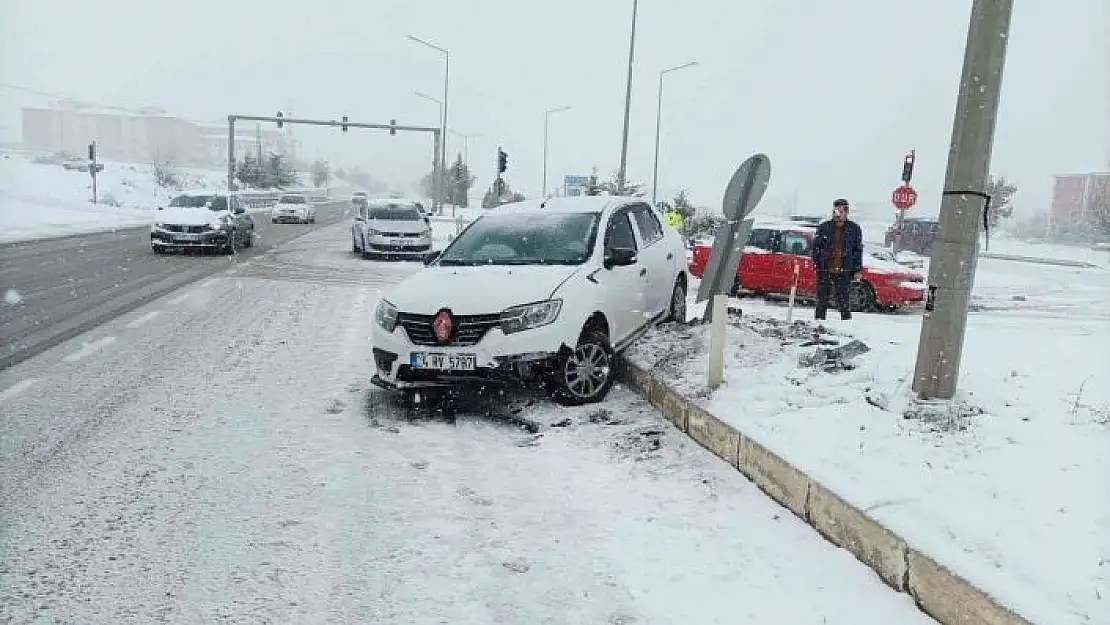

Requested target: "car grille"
[
  {"left": 396, "top": 312, "right": 502, "bottom": 347},
  {"left": 161, "top": 224, "right": 211, "bottom": 233}
]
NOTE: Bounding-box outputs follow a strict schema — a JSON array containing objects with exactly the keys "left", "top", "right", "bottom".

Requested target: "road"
[
  {"left": 0, "top": 200, "right": 353, "bottom": 371},
  {"left": 0, "top": 222, "right": 934, "bottom": 624}
]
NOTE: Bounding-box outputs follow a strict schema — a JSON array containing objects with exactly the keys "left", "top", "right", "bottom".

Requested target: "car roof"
[
  {"left": 491, "top": 196, "right": 643, "bottom": 216},
  {"left": 367, "top": 198, "right": 420, "bottom": 208}
]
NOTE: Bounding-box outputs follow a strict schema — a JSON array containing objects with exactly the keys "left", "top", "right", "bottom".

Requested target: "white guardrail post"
[
  {"left": 785, "top": 262, "right": 799, "bottom": 324},
  {"left": 707, "top": 293, "right": 727, "bottom": 389}
]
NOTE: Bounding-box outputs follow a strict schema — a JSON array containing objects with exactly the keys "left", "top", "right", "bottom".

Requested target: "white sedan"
[
  {"left": 270, "top": 194, "right": 316, "bottom": 224},
  {"left": 370, "top": 196, "right": 689, "bottom": 405}
]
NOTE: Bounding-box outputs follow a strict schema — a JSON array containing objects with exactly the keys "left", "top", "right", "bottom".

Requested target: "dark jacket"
[{"left": 812, "top": 219, "right": 864, "bottom": 272}]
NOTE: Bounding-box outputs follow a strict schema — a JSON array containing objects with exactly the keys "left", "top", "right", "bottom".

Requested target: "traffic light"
[
  {"left": 341, "top": 115, "right": 349, "bottom": 132},
  {"left": 88, "top": 143, "right": 95, "bottom": 161},
  {"left": 497, "top": 148, "right": 508, "bottom": 173},
  {"left": 390, "top": 119, "right": 397, "bottom": 136},
  {"left": 901, "top": 151, "right": 916, "bottom": 183},
  {"left": 276, "top": 111, "right": 284, "bottom": 129}
]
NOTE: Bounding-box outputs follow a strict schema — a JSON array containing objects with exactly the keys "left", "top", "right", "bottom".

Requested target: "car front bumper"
[
  {"left": 151, "top": 229, "right": 229, "bottom": 248},
  {"left": 271, "top": 211, "right": 309, "bottom": 222},
  {"left": 370, "top": 318, "right": 572, "bottom": 389},
  {"left": 875, "top": 281, "right": 927, "bottom": 308},
  {"left": 365, "top": 234, "right": 432, "bottom": 255}
]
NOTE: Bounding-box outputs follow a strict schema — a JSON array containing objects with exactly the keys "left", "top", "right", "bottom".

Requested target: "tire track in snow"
[
  {"left": 0, "top": 378, "right": 38, "bottom": 403},
  {"left": 61, "top": 336, "right": 117, "bottom": 363},
  {"left": 125, "top": 310, "right": 160, "bottom": 329}
]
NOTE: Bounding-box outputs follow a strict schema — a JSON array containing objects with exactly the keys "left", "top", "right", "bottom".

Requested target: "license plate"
[
  {"left": 410, "top": 352, "right": 476, "bottom": 371},
  {"left": 389, "top": 239, "right": 406, "bottom": 246},
  {"left": 176, "top": 234, "right": 200, "bottom": 242}
]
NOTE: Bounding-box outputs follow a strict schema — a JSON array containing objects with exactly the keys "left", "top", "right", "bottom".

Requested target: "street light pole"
[
  {"left": 408, "top": 35, "right": 450, "bottom": 214},
  {"left": 542, "top": 106, "right": 571, "bottom": 199},
  {"left": 651, "top": 61, "right": 698, "bottom": 207},
  {"left": 912, "top": 0, "right": 1014, "bottom": 400},
  {"left": 617, "top": 0, "right": 639, "bottom": 195}
]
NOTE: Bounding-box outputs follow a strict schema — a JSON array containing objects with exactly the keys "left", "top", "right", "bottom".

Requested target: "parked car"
[
  {"left": 866, "top": 244, "right": 926, "bottom": 270},
  {"left": 885, "top": 217, "right": 939, "bottom": 255},
  {"left": 271, "top": 194, "right": 316, "bottom": 224},
  {"left": 352, "top": 199, "right": 433, "bottom": 259},
  {"left": 370, "top": 196, "right": 689, "bottom": 405},
  {"left": 689, "top": 220, "right": 926, "bottom": 312},
  {"left": 151, "top": 193, "right": 254, "bottom": 254}
]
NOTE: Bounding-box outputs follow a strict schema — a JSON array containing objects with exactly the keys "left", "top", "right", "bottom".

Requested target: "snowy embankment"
[{"left": 633, "top": 257, "right": 1109, "bottom": 625}]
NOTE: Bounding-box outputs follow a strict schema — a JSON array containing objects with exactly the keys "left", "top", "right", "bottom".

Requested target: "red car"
[{"left": 689, "top": 221, "right": 926, "bottom": 312}]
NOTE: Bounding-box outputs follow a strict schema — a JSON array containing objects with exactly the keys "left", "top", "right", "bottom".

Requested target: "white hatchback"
[
  {"left": 352, "top": 199, "right": 433, "bottom": 259},
  {"left": 270, "top": 194, "right": 316, "bottom": 224},
  {"left": 370, "top": 196, "right": 689, "bottom": 405}
]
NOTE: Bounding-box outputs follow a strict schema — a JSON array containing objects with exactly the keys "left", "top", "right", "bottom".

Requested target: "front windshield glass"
[
  {"left": 438, "top": 212, "right": 600, "bottom": 266},
  {"left": 169, "top": 195, "right": 213, "bottom": 208},
  {"left": 369, "top": 204, "right": 422, "bottom": 220},
  {"left": 280, "top": 195, "right": 307, "bottom": 204}
]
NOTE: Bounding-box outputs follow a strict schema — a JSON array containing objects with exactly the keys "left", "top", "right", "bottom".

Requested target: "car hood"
[
  {"left": 384, "top": 264, "right": 582, "bottom": 315},
  {"left": 155, "top": 207, "right": 227, "bottom": 226},
  {"left": 367, "top": 218, "right": 428, "bottom": 234}
]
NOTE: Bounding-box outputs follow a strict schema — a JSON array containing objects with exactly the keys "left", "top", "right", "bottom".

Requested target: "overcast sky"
[{"left": 2, "top": 0, "right": 1107, "bottom": 217}]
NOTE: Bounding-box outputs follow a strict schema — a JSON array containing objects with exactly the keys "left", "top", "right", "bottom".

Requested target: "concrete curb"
[{"left": 617, "top": 358, "right": 1034, "bottom": 625}]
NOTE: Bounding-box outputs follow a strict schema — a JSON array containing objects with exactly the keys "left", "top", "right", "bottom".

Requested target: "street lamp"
[
  {"left": 651, "top": 61, "right": 698, "bottom": 207},
  {"left": 449, "top": 129, "right": 482, "bottom": 166},
  {"left": 617, "top": 0, "right": 639, "bottom": 194},
  {"left": 415, "top": 91, "right": 443, "bottom": 126},
  {"left": 543, "top": 106, "right": 572, "bottom": 198},
  {"left": 408, "top": 34, "right": 449, "bottom": 212}
]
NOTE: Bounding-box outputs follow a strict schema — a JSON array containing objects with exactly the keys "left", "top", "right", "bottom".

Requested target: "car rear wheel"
[
  {"left": 665, "top": 278, "right": 687, "bottom": 323},
  {"left": 848, "top": 281, "right": 877, "bottom": 312},
  {"left": 548, "top": 330, "right": 616, "bottom": 406}
]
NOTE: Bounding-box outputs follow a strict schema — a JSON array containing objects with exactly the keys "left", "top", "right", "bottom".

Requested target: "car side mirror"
[
  {"left": 603, "top": 247, "right": 637, "bottom": 269},
  {"left": 423, "top": 250, "right": 442, "bottom": 266}
]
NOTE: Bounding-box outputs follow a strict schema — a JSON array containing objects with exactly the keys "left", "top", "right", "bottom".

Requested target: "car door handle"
[{"left": 639, "top": 268, "right": 647, "bottom": 276}]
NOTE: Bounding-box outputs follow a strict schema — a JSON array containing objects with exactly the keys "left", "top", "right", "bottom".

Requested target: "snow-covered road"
[{"left": 0, "top": 224, "right": 934, "bottom": 624}]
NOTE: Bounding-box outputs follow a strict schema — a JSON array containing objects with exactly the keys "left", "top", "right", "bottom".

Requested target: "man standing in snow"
[{"left": 811, "top": 198, "right": 864, "bottom": 320}]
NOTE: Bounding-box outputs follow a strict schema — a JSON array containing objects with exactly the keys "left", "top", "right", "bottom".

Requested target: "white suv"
[{"left": 370, "top": 197, "right": 688, "bottom": 405}]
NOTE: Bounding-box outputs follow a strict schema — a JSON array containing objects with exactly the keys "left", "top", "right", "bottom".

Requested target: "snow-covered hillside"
[{"left": 0, "top": 153, "right": 230, "bottom": 243}]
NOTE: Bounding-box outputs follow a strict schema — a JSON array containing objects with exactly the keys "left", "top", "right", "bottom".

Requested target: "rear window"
[{"left": 280, "top": 195, "right": 307, "bottom": 204}]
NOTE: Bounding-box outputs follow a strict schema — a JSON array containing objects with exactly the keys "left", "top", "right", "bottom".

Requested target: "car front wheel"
[
  {"left": 848, "top": 281, "right": 877, "bottom": 312},
  {"left": 548, "top": 330, "right": 616, "bottom": 406}
]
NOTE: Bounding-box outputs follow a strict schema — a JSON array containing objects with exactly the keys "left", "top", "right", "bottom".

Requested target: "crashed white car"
[
  {"left": 151, "top": 193, "right": 254, "bottom": 254},
  {"left": 371, "top": 196, "right": 689, "bottom": 405}
]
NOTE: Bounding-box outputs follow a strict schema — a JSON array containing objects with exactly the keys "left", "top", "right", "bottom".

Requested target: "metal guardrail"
[{"left": 980, "top": 252, "right": 1104, "bottom": 269}]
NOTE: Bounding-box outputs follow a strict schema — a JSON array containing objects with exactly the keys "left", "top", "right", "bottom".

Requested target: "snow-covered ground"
[
  {"left": 0, "top": 153, "right": 235, "bottom": 243},
  {"left": 0, "top": 223, "right": 935, "bottom": 624},
  {"left": 630, "top": 255, "right": 1110, "bottom": 625}
]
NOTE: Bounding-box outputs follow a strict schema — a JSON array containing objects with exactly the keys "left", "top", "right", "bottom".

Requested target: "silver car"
[{"left": 351, "top": 199, "right": 433, "bottom": 260}]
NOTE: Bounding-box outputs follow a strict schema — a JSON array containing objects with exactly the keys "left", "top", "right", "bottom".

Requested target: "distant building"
[
  {"left": 1049, "top": 171, "right": 1110, "bottom": 237},
  {"left": 20, "top": 102, "right": 296, "bottom": 167}
]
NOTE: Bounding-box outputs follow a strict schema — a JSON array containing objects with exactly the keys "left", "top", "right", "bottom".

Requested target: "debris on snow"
[
  {"left": 2, "top": 288, "right": 22, "bottom": 306},
  {"left": 798, "top": 339, "right": 871, "bottom": 372}
]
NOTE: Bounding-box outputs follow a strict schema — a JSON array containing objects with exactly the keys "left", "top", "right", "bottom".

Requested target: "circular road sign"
[{"left": 892, "top": 184, "right": 918, "bottom": 211}]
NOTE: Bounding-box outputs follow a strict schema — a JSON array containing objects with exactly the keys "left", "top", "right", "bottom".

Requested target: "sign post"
[
  {"left": 695, "top": 153, "right": 772, "bottom": 322},
  {"left": 87, "top": 142, "right": 99, "bottom": 205},
  {"left": 892, "top": 151, "right": 917, "bottom": 253}
]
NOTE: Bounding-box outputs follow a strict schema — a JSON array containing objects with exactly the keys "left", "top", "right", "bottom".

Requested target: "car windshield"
[
  {"left": 437, "top": 212, "right": 600, "bottom": 266},
  {"left": 280, "top": 195, "right": 307, "bottom": 204},
  {"left": 169, "top": 195, "right": 213, "bottom": 208},
  {"left": 369, "top": 204, "right": 422, "bottom": 220}
]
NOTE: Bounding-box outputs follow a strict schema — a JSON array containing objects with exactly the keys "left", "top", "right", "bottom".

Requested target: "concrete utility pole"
[
  {"left": 617, "top": 0, "right": 639, "bottom": 194},
  {"left": 912, "top": 0, "right": 1015, "bottom": 400}
]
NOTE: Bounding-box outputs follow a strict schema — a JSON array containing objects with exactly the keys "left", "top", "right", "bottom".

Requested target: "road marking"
[
  {"left": 62, "top": 336, "right": 117, "bottom": 363},
  {"left": 126, "top": 310, "right": 161, "bottom": 329},
  {"left": 199, "top": 278, "right": 221, "bottom": 288},
  {"left": 167, "top": 292, "right": 192, "bottom": 305},
  {"left": 0, "top": 378, "right": 38, "bottom": 403}
]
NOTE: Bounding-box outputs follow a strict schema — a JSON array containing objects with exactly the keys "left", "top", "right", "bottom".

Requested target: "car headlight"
[
  {"left": 151, "top": 222, "right": 163, "bottom": 231},
  {"left": 500, "top": 299, "right": 562, "bottom": 334},
  {"left": 375, "top": 299, "right": 398, "bottom": 332},
  {"left": 208, "top": 220, "right": 225, "bottom": 230}
]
